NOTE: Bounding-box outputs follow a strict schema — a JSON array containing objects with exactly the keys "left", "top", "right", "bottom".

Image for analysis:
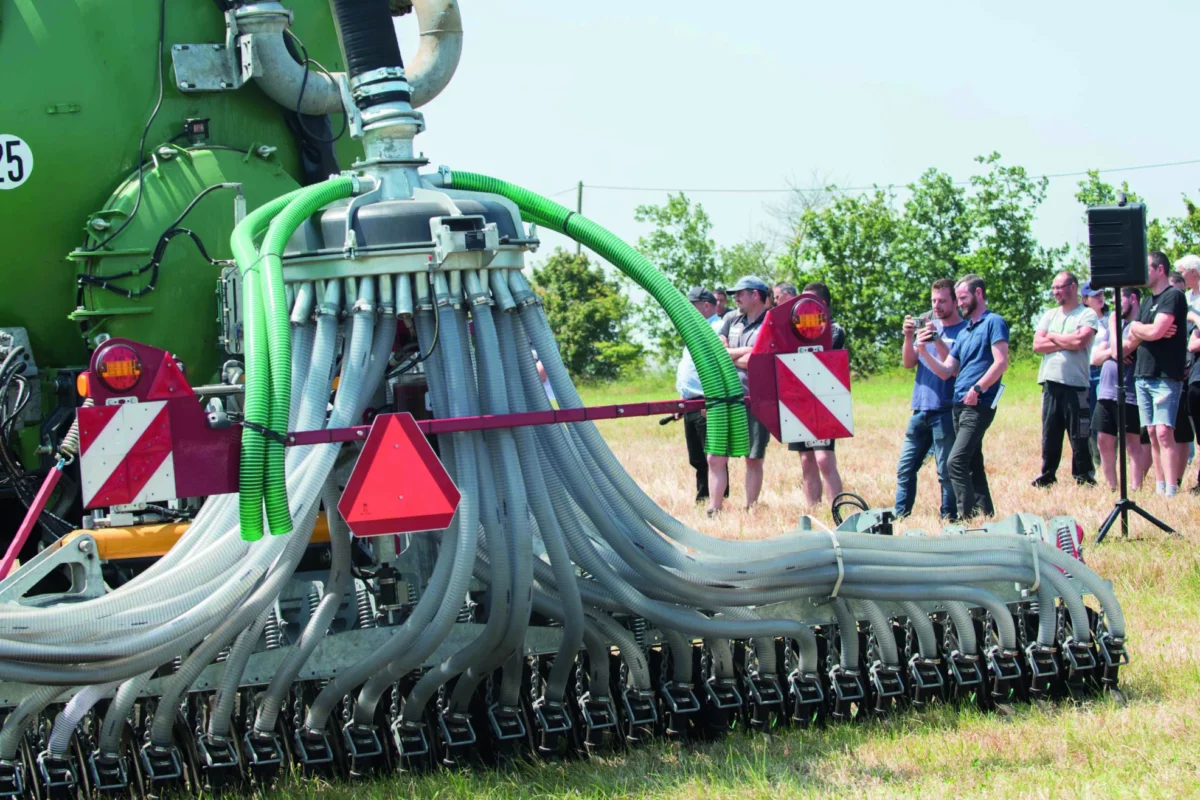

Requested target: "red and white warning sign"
[
  {"left": 775, "top": 350, "right": 853, "bottom": 444},
  {"left": 79, "top": 401, "right": 176, "bottom": 508}
]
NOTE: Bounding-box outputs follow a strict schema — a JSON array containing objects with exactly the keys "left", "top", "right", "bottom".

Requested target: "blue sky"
[{"left": 398, "top": 1, "right": 1200, "bottom": 271}]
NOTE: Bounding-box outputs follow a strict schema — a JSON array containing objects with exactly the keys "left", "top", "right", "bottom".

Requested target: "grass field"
[{"left": 271, "top": 362, "right": 1200, "bottom": 799}]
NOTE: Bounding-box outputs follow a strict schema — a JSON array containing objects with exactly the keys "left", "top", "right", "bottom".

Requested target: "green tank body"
[{"left": 0, "top": 0, "right": 361, "bottom": 378}]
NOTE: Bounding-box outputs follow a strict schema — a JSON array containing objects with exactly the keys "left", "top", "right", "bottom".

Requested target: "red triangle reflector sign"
[{"left": 338, "top": 413, "right": 460, "bottom": 537}]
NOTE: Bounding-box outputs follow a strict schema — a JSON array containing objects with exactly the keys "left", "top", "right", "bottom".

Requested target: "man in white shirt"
[
  {"left": 675, "top": 287, "right": 724, "bottom": 503},
  {"left": 1032, "top": 271, "right": 1100, "bottom": 487}
]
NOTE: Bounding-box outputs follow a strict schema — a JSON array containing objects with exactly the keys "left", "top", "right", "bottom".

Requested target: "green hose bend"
[
  {"left": 257, "top": 177, "right": 355, "bottom": 535},
  {"left": 231, "top": 187, "right": 307, "bottom": 541},
  {"left": 447, "top": 171, "right": 748, "bottom": 457}
]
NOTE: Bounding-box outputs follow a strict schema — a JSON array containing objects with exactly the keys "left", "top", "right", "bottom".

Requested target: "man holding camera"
[
  {"left": 1031, "top": 271, "right": 1099, "bottom": 487},
  {"left": 1125, "top": 251, "right": 1190, "bottom": 497},
  {"left": 895, "top": 278, "right": 965, "bottom": 520},
  {"left": 922, "top": 274, "right": 1009, "bottom": 519}
]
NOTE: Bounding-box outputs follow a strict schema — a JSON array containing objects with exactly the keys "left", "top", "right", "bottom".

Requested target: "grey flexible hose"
[
  {"left": 945, "top": 602, "right": 978, "bottom": 654},
  {"left": 309, "top": 299, "right": 475, "bottom": 732},
  {"left": 716, "top": 606, "right": 778, "bottom": 675},
  {"left": 899, "top": 602, "right": 938, "bottom": 660},
  {"left": 661, "top": 629, "right": 694, "bottom": 684},
  {"left": 0, "top": 685, "right": 69, "bottom": 760},
  {"left": 861, "top": 601, "right": 899, "bottom": 667},
  {"left": 47, "top": 680, "right": 121, "bottom": 756},
  {"left": 831, "top": 600, "right": 860, "bottom": 670},
  {"left": 207, "top": 605, "right": 274, "bottom": 740},
  {"left": 254, "top": 482, "right": 353, "bottom": 734},
  {"left": 708, "top": 636, "right": 735, "bottom": 681},
  {"left": 586, "top": 611, "right": 650, "bottom": 691},
  {"left": 98, "top": 671, "right": 152, "bottom": 755}
]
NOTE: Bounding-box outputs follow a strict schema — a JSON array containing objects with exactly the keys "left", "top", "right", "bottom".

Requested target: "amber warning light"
[
  {"left": 791, "top": 298, "right": 829, "bottom": 341},
  {"left": 94, "top": 344, "right": 143, "bottom": 392}
]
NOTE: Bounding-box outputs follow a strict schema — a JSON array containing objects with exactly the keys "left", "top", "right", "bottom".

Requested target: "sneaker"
[
  {"left": 1075, "top": 476, "right": 1098, "bottom": 488},
  {"left": 1031, "top": 475, "right": 1057, "bottom": 489}
]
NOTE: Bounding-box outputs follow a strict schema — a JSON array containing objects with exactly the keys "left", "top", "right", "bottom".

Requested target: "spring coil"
[
  {"left": 307, "top": 585, "right": 321, "bottom": 616},
  {"left": 455, "top": 600, "right": 473, "bottom": 624},
  {"left": 631, "top": 617, "right": 649, "bottom": 651},
  {"left": 263, "top": 610, "right": 282, "bottom": 650},
  {"left": 57, "top": 397, "right": 94, "bottom": 460},
  {"left": 355, "top": 583, "right": 376, "bottom": 630}
]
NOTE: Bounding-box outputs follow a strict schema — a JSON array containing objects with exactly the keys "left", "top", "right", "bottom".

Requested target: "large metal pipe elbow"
[
  {"left": 235, "top": 2, "right": 344, "bottom": 116},
  {"left": 406, "top": 0, "right": 463, "bottom": 108}
]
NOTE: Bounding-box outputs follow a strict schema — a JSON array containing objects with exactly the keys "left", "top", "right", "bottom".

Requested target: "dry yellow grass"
[{"left": 270, "top": 365, "right": 1200, "bottom": 799}]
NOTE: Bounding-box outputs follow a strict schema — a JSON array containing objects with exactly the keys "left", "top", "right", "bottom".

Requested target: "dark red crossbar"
[{"left": 286, "top": 397, "right": 710, "bottom": 446}]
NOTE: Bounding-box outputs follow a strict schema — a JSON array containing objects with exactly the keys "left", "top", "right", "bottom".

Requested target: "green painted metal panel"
[{"left": 0, "top": 0, "right": 362, "bottom": 370}]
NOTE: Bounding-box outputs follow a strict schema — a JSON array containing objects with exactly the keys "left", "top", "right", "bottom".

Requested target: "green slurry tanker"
[{"left": 0, "top": 2, "right": 1128, "bottom": 797}]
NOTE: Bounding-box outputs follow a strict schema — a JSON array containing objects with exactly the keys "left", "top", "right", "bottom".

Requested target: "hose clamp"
[
  {"left": 828, "top": 528, "right": 844, "bottom": 598},
  {"left": 352, "top": 300, "right": 376, "bottom": 315}
]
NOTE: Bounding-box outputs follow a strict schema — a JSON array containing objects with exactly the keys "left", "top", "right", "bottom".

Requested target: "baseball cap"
[
  {"left": 730, "top": 276, "right": 769, "bottom": 293},
  {"left": 1079, "top": 281, "right": 1102, "bottom": 297},
  {"left": 686, "top": 286, "right": 717, "bottom": 304}
]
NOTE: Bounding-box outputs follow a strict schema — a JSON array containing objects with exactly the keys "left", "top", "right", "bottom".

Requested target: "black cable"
[
  {"left": 78, "top": 184, "right": 240, "bottom": 298},
  {"left": 83, "top": 0, "right": 167, "bottom": 252},
  {"left": 387, "top": 272, "right": 441, "bottom": 379},
  {"left": 831, "top": 491, "right": 868, "bottom": 526},
  {"left": 286, "top": 30, "right": 349, "bottom": 144}
]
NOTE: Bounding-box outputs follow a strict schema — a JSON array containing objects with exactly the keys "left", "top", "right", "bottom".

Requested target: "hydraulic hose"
[{"left": 449, "top": 172, "right": 747, "bottom": 457}]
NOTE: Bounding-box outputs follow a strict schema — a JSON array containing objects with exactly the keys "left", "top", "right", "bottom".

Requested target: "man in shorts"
[
  {"left": 788, "top": 281, "right": 847, "bottom": 507},
  {"left": 1126, "top": 251, "right": 1190, "bottom": 496},
  {"left": 1092, "top": 288, "right": 1147, "bottom": 490},
  {"left": 707, "top": 276, "right": 771, "bottom": 514}
]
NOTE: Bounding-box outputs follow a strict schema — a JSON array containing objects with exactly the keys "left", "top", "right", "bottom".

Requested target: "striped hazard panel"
[
  {"left": 775, "top": 351, "right": 854, "bottom": 444},
  {"left": 78, "top": 401, "right": 176, "bottom": 508}
]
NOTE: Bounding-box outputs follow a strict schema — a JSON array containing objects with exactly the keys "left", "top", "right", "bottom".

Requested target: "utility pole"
[{"left": 575, "top": 180, "right": 583, "bottom": 255}]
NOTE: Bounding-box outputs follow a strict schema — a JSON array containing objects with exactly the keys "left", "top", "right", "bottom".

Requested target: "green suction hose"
[
  {"left": 231, "top": 187, "right": 306, "bottom": 541},
  {"left": 447, "top": 171, "right": 748, "bottom": 456},
  {"left": 230, "top": 177, "right": 352, "bottom": 540},
  {"left": 257, "top": 177, "right": 354, "bottom": 536}
]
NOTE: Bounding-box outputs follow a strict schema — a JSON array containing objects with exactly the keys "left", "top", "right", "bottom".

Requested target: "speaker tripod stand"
[{"left": 1096, "top": 290, "right": 1177, "bottom": 543}]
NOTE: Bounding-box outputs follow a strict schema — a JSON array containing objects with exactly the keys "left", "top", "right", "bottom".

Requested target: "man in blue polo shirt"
[
  {"left": 924, "top": 274, "right": 1010, "bottom": 519},
  {"left": 894, "top": 278, "right": 966, "bottom": 520}
]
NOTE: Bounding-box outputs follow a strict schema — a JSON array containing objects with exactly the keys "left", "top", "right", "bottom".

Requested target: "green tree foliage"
[
  {"left": 783, "top": 154, "right": 1061, "bottom": 372},
  {"left": 633, "top": 193, "right": 730, "bottom": 360},
  {"left": 530, "top": 248, "right": 644, "bottom": 381}
]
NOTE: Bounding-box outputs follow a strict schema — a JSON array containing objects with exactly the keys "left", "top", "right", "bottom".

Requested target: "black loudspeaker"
[{"left": 1087, "top": 202, "right": 1147, "bottom": 288}]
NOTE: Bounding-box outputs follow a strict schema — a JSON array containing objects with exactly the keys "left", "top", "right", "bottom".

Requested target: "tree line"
[{"left": 531, "top": 153, "right": 1200, "bottom": 379}]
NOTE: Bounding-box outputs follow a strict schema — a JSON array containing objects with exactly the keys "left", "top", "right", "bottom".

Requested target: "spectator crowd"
[{"left": 675, "top": 250, "right": 1200, "bottom": 520}]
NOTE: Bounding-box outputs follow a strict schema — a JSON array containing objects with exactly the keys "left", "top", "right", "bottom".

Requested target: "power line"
[{"left": 572, "top": 157, "right": 1200, "bottom": 196}]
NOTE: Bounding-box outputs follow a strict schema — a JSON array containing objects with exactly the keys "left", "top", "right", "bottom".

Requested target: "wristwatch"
[{"left": 972, "top": 383, "right": 984, "bottom": 396}]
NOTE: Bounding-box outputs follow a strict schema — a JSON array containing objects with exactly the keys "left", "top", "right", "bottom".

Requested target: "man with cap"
[
  {"left": 675, "top": 287, "right": 726, "bottom": 503},
  {"left": 1032, "top": 271, "right": 1099, "bottom": 487},
  {"left": 707, "top": 276, "right": 771, "bottom": 514}
]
